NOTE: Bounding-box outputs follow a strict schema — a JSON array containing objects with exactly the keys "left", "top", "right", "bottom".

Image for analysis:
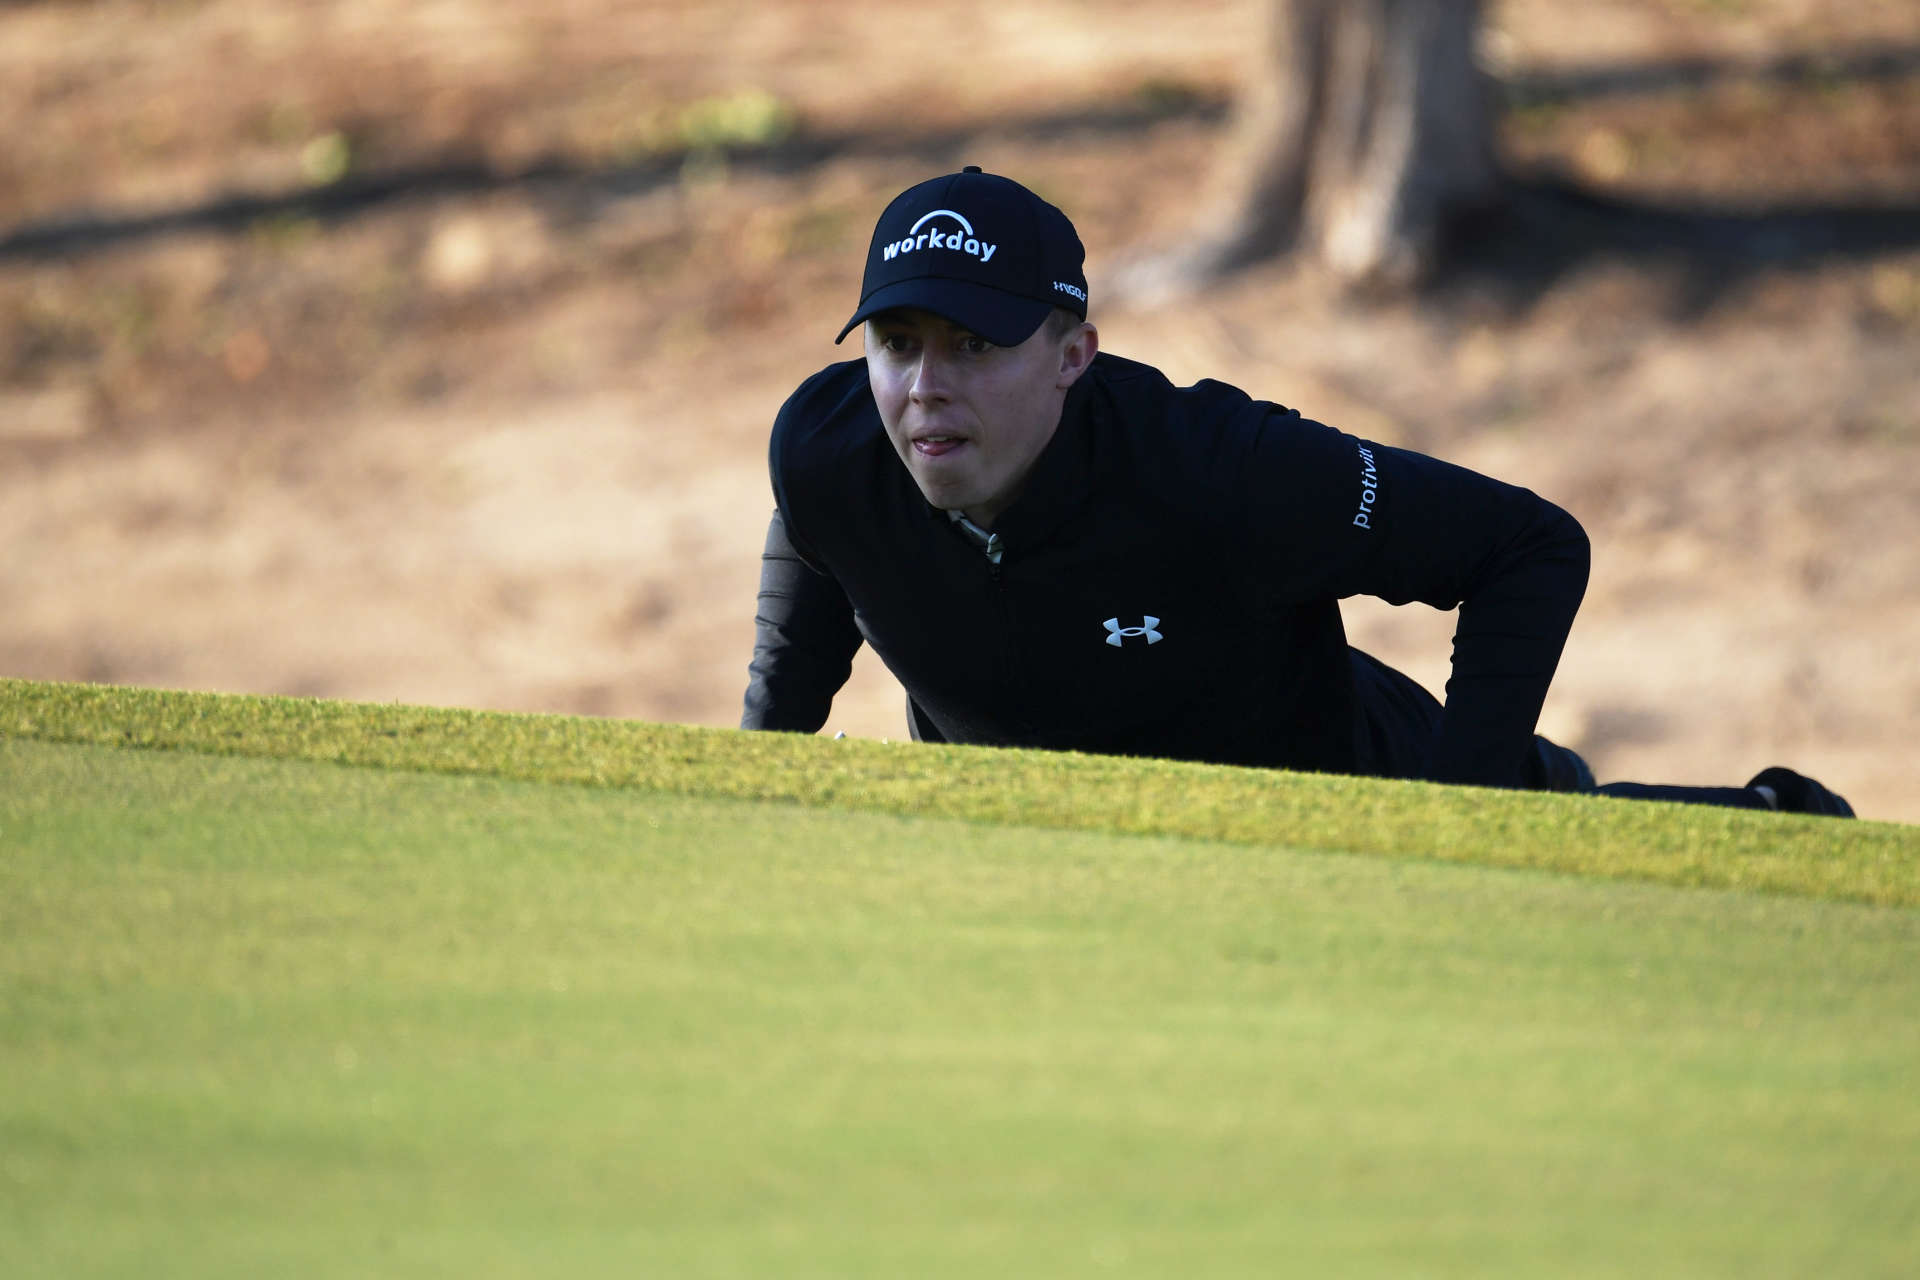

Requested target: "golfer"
[{"left": 742, "top": 167, "right": 1852, "bottom": 816}]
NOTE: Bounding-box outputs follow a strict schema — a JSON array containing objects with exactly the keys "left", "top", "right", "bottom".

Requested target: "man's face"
[{"left": 865, "top": 308, "right": 1097, "bottom": 529}]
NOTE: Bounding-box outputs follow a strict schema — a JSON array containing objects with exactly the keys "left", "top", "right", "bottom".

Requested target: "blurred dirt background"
[{"left": 3, "top": 0, "right": 1916, "bottom": 820}]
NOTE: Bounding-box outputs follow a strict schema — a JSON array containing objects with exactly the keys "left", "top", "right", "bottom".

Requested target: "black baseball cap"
[{"left": 835, "top": 167, "right": 1088, "bottom": 347}]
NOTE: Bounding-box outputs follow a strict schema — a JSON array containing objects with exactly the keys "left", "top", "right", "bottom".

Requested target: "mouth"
[{"left": 910, "top": 432, "right": 969, "bottom": 458}]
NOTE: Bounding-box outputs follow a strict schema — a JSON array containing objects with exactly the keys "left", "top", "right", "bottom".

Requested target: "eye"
[{"left": 959, "top": 334, "right": 996, "bottom": 355}]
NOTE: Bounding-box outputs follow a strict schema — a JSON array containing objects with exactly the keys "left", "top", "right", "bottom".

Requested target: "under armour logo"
[{"left": 1104, "top": 616, "right": 1163, "bottom": 647}]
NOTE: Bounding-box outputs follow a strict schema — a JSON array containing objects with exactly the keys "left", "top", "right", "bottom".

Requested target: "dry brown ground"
[{"left": 4, "top": 0, "right": 1917, "bottom": 819}]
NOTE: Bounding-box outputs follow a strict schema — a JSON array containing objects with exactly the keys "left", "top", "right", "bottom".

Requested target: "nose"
[{"left": 909, "top": 348, "right": 951, "bottom": 403}]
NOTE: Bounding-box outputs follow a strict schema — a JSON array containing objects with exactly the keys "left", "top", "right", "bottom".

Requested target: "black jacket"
[{"left": 742, "top": 352, "right": 1590, "bottom": 788}]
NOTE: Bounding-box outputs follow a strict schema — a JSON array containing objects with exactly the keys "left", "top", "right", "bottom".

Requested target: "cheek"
[
  {"left": 981, "top": 375, "right": 1049, "bottom": 449},
  {"left": 868, "top": 370, "right": 907, "bottom": 424}
]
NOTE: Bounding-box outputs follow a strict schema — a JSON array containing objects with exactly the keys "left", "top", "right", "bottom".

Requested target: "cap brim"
[{"left": 835, "top": 278, "right": 1052, "bottom": 347}]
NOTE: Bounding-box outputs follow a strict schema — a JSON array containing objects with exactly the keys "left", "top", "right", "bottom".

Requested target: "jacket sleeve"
[
  {"left": 1233, "top": 408, "right": 1590, "bottom": 788},
  {"left": 740, "top": 507, "right": 864, "bottom": 733},
  {"left": 1372, "top": 448, "right": 1590, "bottom": 788}
]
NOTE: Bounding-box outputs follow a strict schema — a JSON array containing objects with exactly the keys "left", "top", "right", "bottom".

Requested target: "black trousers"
[
  {"left": 906, "top": 651, "right": 1770, "bottom": 810},
  {"left": 1349, "top": 649, "right": 1770, "bottom": 809}
]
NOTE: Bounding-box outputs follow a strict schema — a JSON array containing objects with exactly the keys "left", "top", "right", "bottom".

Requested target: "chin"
[{"left": 912, "top": 477, "right": 973, "bottom": 512}]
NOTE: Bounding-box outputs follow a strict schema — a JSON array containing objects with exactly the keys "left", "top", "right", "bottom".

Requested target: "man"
[{"left": 742, "top": 167, "right": 1853, "bottom": 817}]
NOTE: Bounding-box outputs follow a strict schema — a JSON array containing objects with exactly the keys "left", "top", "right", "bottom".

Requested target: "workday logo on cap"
[
  {"left": 836, "top": 166, "right": 1088, "bottom": 348},
  {"left": 880, "top": 209, "right": 1000, "bottom": 266}
]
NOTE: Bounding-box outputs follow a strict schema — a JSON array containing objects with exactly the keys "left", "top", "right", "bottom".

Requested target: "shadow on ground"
[{"left": 8, "top": 43, "right": 1918, "bottom": 312}]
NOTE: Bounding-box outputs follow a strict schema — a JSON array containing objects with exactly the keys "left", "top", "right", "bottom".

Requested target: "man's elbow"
[
  {"left": 1543, "top": 500, "right": 1592, "bottom": 595},
  {"left": 1493, "top": 495, "right": 1589, "bottom": 618}
]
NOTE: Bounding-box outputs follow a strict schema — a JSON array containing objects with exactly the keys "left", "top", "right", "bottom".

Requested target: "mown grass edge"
[{"left": 4, "top": 677, "right": 1913, "bottom": 907}]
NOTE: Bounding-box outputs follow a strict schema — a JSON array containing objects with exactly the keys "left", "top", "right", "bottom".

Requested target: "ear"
[{"left": 1055, "top": 322, "right": 1099, "bottom": 390}]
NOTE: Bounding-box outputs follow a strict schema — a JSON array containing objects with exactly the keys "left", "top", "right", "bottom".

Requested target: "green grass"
[
  {"left": 4, "top": 678, "right": 1913, "bottom": 905},
  {"left": 3, "top": 680, "right": 1918, "bottom": 1277}
]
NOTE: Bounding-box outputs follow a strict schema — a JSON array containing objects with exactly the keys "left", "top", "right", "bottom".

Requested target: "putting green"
[{"left": 4, "top": 737, "right": 1916, "bottom": 1278}]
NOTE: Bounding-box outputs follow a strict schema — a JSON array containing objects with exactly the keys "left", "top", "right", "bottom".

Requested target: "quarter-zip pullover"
[{"left": 743, "top": 352, "right": 1591, "bottom": 789}]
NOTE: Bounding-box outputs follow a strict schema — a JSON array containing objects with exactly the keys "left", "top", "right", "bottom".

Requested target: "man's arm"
[
  {"left": 1371, "top": 451, "right": 1590, "bottom": 787},
  {"left": 1235, "top": 411, "right": 1590, "bottom": 788},
  {"left": 741, "top": 508, "right": 864, "bottom": 732}
]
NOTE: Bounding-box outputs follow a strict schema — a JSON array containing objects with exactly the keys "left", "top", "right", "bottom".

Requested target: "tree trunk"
[{"left": 1114, "top": 0, "right": 1499, "bottom": 298}]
